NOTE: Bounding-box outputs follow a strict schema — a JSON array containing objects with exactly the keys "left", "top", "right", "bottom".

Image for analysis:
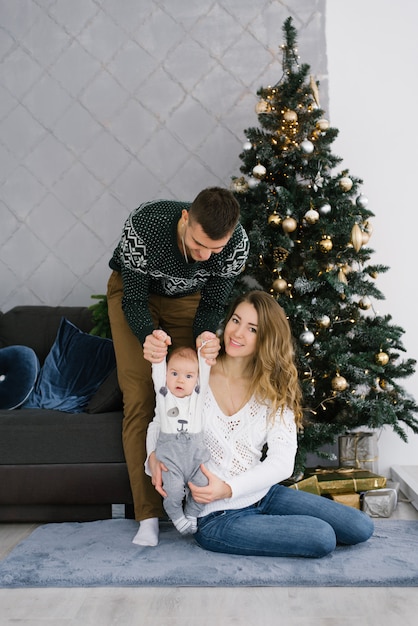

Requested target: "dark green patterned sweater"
[{"left": 109, "top": 199, "right": 249, "bottom": 343}]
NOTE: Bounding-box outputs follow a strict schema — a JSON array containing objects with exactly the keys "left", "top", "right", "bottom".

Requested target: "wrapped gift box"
[
  {"left": 362, "top": 488, "right": 398, "bottom": 518},
  {"left": 338, "top": 432, "right": 379, "bottom": 473},
  {"left": 330, "top": 492, "right": 361, "bottom": 509},
  {"left": 304, "top": 467, "right": 386, "bottom": 495},
  {"left": 287, "top": 475, "right": 321, "bottom": 495}
]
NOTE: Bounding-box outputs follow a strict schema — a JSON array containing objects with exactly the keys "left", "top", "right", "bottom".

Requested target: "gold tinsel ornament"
[{"left": 231, "top": 177, "right": 248, "bottom": 194}]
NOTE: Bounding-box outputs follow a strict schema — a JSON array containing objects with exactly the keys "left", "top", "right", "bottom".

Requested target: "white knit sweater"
[
  {"left": 146, "top": 385, "right": 297, "bottom": 517},
  {"left": 198, "top": 388, "right": 297, "bottom": 516}
]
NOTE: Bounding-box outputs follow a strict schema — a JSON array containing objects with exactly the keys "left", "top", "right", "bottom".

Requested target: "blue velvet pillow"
[
  {"left": 0, "top": 345, "right": 40, "bottom": 410},
  {"left": 23, "top": 318, "right": 116, "bottom": 413}
]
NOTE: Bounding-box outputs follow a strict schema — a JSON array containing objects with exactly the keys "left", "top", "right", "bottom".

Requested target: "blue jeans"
[{"left": 195, "top": 484, "right": 374, "bottom": 558}]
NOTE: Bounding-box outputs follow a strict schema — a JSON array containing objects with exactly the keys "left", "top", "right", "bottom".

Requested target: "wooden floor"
[{"left": 1, "top": 501, "right": 418, "bottom": 626}]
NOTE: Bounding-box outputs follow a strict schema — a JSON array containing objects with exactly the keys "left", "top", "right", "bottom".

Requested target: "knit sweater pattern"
[{"left": 109, "top": 199, "right": 249, "bottom": 343}]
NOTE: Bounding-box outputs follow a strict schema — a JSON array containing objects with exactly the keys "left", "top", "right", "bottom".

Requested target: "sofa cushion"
[
  {"left": 23, "top": 318, "right": 116, "bottom": 413},
  {"left": 86, "top": 368, "right": 123, "bottom": 414},
  {"left": 0, "top": 346, "right": 40, "bottom": 410}
]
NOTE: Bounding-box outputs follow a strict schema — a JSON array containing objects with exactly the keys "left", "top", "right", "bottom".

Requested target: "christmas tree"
[{"left": 231, "top": 17, "right": 418, "bottom": 472}]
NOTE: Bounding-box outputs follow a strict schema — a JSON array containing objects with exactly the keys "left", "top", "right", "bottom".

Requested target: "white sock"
[
  {"left": 186, "top": 515, "right": 198, "bottom": 534},
  {"left": 172, "top": 516, "right": 193, "bottom": 535},
  {"left": 132, "top": 517, "right": 159, "bottom": 547}
]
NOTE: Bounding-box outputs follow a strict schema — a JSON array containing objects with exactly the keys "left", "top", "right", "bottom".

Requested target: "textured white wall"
[
  {"left": 327, "top": 0, "right": 418, "bottom": 475},
  {"left": 0, "top": 0, "right": 326, "bottom": 310}
]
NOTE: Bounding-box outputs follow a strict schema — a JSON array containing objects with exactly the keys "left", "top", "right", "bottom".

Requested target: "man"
[{"left": 107, "top": 187, "right": 249, "bottom": 546}]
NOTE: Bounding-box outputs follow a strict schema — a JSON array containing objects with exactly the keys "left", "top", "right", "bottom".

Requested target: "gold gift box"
[
  {"left": 288, "top": 475, "right": 321, "bottom": 495},
  {"left": 304, "top": 467, "right": 386, "bottom": 495},
  {"left": 330, "top": 492, "right": 361, "bottom": 509}
]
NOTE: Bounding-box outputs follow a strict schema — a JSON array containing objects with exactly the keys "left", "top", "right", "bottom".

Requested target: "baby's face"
[{"left": 166, "top": 355, "right": 198, "bottom": 398}]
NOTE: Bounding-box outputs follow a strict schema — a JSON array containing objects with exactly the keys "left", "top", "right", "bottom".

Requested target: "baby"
[{"left": 146, "top": 331, "right": 212, "bottom": 535}]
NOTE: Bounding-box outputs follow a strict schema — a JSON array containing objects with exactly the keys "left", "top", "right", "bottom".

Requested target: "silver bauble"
[
  {"left": 300, "top": 139, "right": 314, "bottom": 154},
  {"left": 304, "top": 208, "right": 320, "bottom": 224},
  {"left": 253, "top": 163, "right": 267, "bottom": 178},
  {"left": 356, "top": 194, "right": 369, "bottom": 208},
  {"left": 319, "top": 202, "right": 331, "bottom": 215},
  {"left": 299, "top": 330, "right": 315, "bottom": 346},
  {"left": 248, "top": 176, "right": 260, "bottom": 189}
]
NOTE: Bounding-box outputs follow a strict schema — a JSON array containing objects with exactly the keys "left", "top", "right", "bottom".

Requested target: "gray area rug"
[{"left": 1, "top": 519, "right": 417, "bottom": 587}]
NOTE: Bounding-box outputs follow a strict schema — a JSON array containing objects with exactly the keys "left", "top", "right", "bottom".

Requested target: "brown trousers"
[{"left": 106, "top": 271, "right": 200, "bottom": 521}]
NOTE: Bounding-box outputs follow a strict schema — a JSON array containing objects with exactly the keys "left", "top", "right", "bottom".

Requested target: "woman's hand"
[
  {"left": 188, "top": 464, "right": 232, "bottom": 504},
  {"left": 143, "top": 329, "right": 171, "bottom": 363},
  {"left": 149, "top": 451, "right": 168, "bottom": 498},
  {"left": 196, "top": 331, "right": 220, "bottom": 365}
]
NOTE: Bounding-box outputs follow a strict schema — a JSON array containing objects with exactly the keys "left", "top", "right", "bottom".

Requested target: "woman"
[{"left": 149, "top": 291, "right": 374, "bottom": 556}]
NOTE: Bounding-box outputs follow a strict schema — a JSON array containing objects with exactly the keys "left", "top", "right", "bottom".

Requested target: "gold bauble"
[
  {"left": 331, "top": 374, "right": 348, "bottom": 392},
  {"left": 255, "top": 99, "right": 271, "bottom": 114},
  {"left": 351, "top": 223, "right": 363, "bottom": 252},
  {"left": 304, "top": 208, "right": 320, "bottom": 224},
  {"left": 316, "top": 118, "right": 330, "bottom": 131},
  {"left": 283, "top": 109, "right": 298, "bottom": 122},
  {"left": 272, "top": 277, "right": 288, "bottom": 293},
  {"left": 319, "top": 236, "right": 333, "bottom": 252},
  {"left": 339, "top": 176, "right": 353, "bottom": 191},
  {"left": 317, "top": 315, "right": 331, "bottom": 328},
  {"left": 375, "top": 351, "right": 389, "bottom": 366},
  {"left": 268, "top": 212, "right": 281, "bottom": 228},
  {"left": 358, "top": 296, "right": 371, "bottom": 310},
  {"left": 281, "top": 216, "right": 298, "bottom": 233},
  {"left": 252, "top": 163, "right": 267, "bottom": 179}
]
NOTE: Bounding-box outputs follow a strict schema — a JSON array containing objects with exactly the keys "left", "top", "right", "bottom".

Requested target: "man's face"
[{"left": 182, "top": 212, "right": 232, "bottom": 261}]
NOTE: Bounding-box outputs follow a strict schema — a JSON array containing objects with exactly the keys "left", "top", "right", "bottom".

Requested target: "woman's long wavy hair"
[{"left": 221, "top": 290, "right": 303, "bottom": 428}]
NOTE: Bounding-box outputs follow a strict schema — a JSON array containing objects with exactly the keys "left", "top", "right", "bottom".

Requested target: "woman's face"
[{"left": 223, "top": 301, "right": 258, "bottom": 359}]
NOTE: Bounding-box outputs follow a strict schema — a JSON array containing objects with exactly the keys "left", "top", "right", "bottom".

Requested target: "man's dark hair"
[{"left": 189, "top": 187, "right": 240, "bottom": 240}]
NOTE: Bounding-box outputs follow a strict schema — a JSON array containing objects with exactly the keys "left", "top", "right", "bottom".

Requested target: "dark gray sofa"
[{"left": 0, "top": 305, "right": 133, "bottom": 522}]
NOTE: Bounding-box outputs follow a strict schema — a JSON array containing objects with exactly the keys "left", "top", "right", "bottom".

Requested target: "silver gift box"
[
  {"left": 362, "top": 488, "right": 398, "bottom": 518},
  {"left": 338, "top": 432, "right": 379, "bottom": 473}
]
